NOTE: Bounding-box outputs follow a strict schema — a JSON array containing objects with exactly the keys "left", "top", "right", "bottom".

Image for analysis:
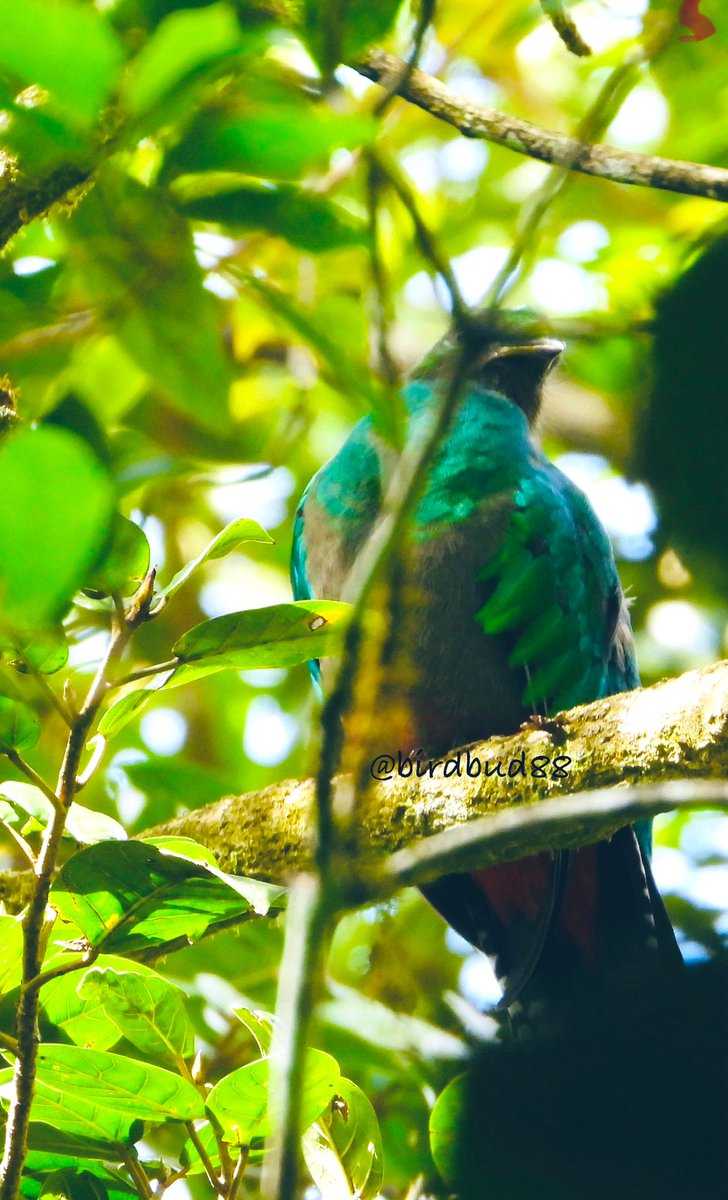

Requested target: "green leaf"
[
  {"left": 0, "top": 914, "right": 24, "bottom": 996},
  {"left": 165, "top": 99, "right": 374, "bottom": 181},
  {"left": 302, "top": 1078, "right": 383, "bottom": 1200},
  {"left": 301, "top": 0, "right": 404, "bottom": 76},
  {"left": 142, "top": 836, "right": 220, "bottom": 868},
  {"left": 0, "top": 0, "right": 124, "bottom": 129},
  {"left": 0, "top": 782, "right": 126, "bottom": 845},
  {"left": 51, "top": 841, "right": 285, "bottom": 957},
  {"left": 233, "top": 1008, "right": 276, "bottom": 1056},
  {"left": 429, "top": 1073, "right": 470, "bottom": 1188},
  {"left": 24, "top": 1125, "right": 136, "bottom": 1163},
  {"left": 67, "top": 170, "right": 232, "bottom": 434},
  {"left": 41, "top": 956, "right": 157, "bottom": 1052},
  {"left": 84, "top": 515, "right": 150, "bottom": 598},
  {"left": 20, "top": 1044, "right": 204, "bottom": 1136},
  {"left": 169, "top": 600, "right": 351, "bottom": 684},
  {"left": 0, "top": 626, "right": 69, "bottom": 675},
  {"left": 206, "top": 1049, "right": 339, "bottom": 1145},
  {"left": 0, "top": 426, "right": 114, "bottom": 628},
  {"left": 174, "top": 182, "right": 367, "bottom": 253},
  {"left": 162, "top": 517, "right": 272, "bottom": 600},
  {"left": 124, "top": 2, "right": 241, "bottom": 116},
  {"left": 78, "top": 967, "right": 194, "bottom": 1070},
  {"left": 97, "top": 688, "right": 163, "bottom": 741},
  {"left": 0, "top": 697, "right": 40, "bottom": 752}
]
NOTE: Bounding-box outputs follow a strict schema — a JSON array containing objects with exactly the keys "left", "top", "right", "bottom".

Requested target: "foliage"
[{"left": 0, "top": 2, "right": 726, "bottom": 1199}]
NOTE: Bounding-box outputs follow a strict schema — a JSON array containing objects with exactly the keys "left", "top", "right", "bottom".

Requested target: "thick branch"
[
  {"left": 356, "top": 49, "right": 728, "bottom": 204},
  {"left": 154, "top": 659, "right": 728, "bottom": 888}
]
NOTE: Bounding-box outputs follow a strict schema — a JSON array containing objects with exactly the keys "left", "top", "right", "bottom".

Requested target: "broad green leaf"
[
  {"left": 0, "top": 782, "right": 125, "bottom": 845},
  {"left": 84, "top": 515, "right": 150, "bottom": 597},
  {"left": 302, "top": 1078, "right": 383, "bottom": 1200},
  {"left": 0, "top": 698, "right": 40, "bottom": 752},
  {"left": 166, "top": 101, "right": 374, "bottom": 181},
  {"left": 175, "top": 182, "right": 367, "bottom": 252},
  {"left": 170, "top": 600, "right": 351, "bottom": 683},
  {"left": 97, "top": 687, "right": 163, "bottom": 740},
  {"left": 0, "top": 426, "right": 114, "bottom": 628},
  {"left": 41, "top": 956, "right": 157, "bottom": 1052},
  {"left": 233, "top": 1009, "right": 276, "bottom": 1056},
  {"left": 0, "top": 914, "right": 24, "bottom": 996},
  {"left": 142, "top": 836, "right": 220, "bottom": 868},
  {"left": 51, "top": 841, "right": 285, "bottom": 957},
  {"left": 67, "top": 171, "right": 232, "bottom": 433},
  {"left": 180, "top": 1122, "right": 247, "bottom": 1174},
  {"left": 124, "top": 2, "right": 241, "bottom": 115},
  {"left": 429, "top": 1073, "right": 470, "bottom": 1188},
  {"left": 301, "top": 0, "right": 404, "bottom": 76},
  {"left": 24, "top": 1125, "right": 136, "bottom": 1163},
  {"left": 78, "top": 968, "right": 194, "bottom": 1070},
  {"left": 206, "top": 1050, "right": 339, "bottom": 1145},
  {"left": 4, "top": 1045, "right": 204, "bottom": 1140},
  {"left": 0, "top": 0, "right": 123, "bottom": 129},
  {"left": 162, "top": 517, "right": 273, "bottom": 600},
  {"left": 27, "top": 1152, "right": 132, "bottom": 1189},
  {"left": 0, "top": 1066, "right": 140, "bottom": 1147}
]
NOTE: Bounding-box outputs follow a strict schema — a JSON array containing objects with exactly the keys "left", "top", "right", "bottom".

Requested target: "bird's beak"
[{"left": 487, "top": 338, "right": 565, "bottom": 367}]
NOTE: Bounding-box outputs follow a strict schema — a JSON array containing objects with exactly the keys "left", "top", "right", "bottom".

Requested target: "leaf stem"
[
  {"left": 108, "top": 659, "right": 178, "bottom": 690},
  {"left": 184, "top": 1122, "right": 222, "bottom": 1195},
  {"left": 4, "top": 753, "right": 62, "bottom": 814},
  {"left": 123, "top": 1150, "right": 155, "bottom": 1200}
]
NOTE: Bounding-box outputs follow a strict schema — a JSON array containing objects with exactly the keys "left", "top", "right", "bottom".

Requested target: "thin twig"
[
  {"left": 372, "top": 0, "right": 436, "bottom": 119},
  {"left": 4, "top": 753, "right": 62, "bottom": 814},
  {"left": 122, "top": 1150, "right": 155, "bottom": 1200},
  {"left": 370, "top": 148, "right": 470, "bottom": 326},
  {"left": 365, "top": 158, "right": 400, "bottom": 393},
  {"left": 540, "top": 1, "right": 591, "bottom": 56},
  {"left": 356, "top": 47, "right": 728, "bottom": 204},
  {"left": 108, "top": 659, "right": 178, "bottom": 690},
  {"left": 184, "top": 1122, "right": 221, "bottom": 1195}
]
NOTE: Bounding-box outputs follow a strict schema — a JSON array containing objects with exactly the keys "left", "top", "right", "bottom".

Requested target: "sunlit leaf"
[
  {"left": 169, "top": 600, "right": 351, "bottom": 684},
  {"left": 51, "top": 841, "right": 284, "bottom": 957},
  {"left": 84, "top": 515, "right": 150, "bottom": 597},
  {"left": 429, "top": 1073, "right": 469, "bottom": 1188},
  {"left": 40, "top": 956, "right": 157, "bottom": 1052},
  {"left": 78, "top": 967, "right": 194, "bottom": 1069},
  {"left": 162, "top": 517, "right": 272, "bottom": 600},
  {"left": 303, "top": 1078, "right": 383, "bottom": 1200},
  {"left": 206, "top": 1050, "right": 339, "bottom": 1144},
  {"left": 142, "top": 836, "right": 220, "bottom": 868},
  {"left": 97, "top": 688, "right": 163, "bottom": 740},
  {"left": 0, "top": 782, "right": 125, "bottom": 845},
  {"left": 0, "top": 698, "right": 40, "bottom": 752},
  {"left": 0, "top": 626, "right": 68, "bottom": 675},
  {"left": 0, "top": 426, "right": 114, "bottom": 628},
  {"left": 233, "top": 1008, "right": 277, "bottom": 1056},
  {"left": 0, "top": 914, "right": 24, "bottom": 996}
]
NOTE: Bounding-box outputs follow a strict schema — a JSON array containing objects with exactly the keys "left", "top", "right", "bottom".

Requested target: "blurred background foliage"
[{"left": 1, "top": 0, "right": 727, "bottom": 1194}]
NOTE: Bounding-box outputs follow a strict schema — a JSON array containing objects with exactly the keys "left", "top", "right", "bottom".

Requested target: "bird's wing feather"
[{"left": 476, "top": 459, "right": 638, "bottom": 716}]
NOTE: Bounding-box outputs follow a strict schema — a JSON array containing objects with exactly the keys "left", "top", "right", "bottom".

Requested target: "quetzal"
[{"left": 290, "top": 317, "right": 680, "bottom": 1022}]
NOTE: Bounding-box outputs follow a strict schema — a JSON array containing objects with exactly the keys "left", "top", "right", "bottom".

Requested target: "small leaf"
[
  {"left": 206, "top": 1050, "right": 339, "bottom": 1145},
  {"left": 97, "top": 688, "right": 163, "bottom": 740},
  {"left": 78, "top": 968, "right": 194, "bottom": 1070},
  {"left": 0, "top": 0, "right": 123, "bottom": 129},
  {"left": 303, "top": 1078, "right": 383, "bottom": 1200},
  {"left": 40, "top": 1168, "right": 110, "bottom": 1200},
  {"left": 162, "top": 517, "right": 272, "bottom": 600},
  {"left": 233, "top": 1009, "right": 277, "bottom": 1056},
  {"left": 84, "top": 515, "right": 150, "bottom": 598},
  {"left": 123, "top": 2, "right": 241, "bottom": 116},
  {"left": 429, "top": 1073, "right": 470, "bottom": 1188},
  {"left": 170, "top": 600, "right": 351, "bottom": 681},
  {"left": 1, "top": 626, "right": 69, "bottom": 675},
  {"left": 0, "top": 425, "right": 114, "bottom": 629},
  {"left": 0, "top": 698, "right": 41, "bottom": 752},
  {"left": 51, "top": 841, "right": 285, "bottom": 957},
  {"left": 175, "top": 182, "right": 367, "bottom": 253}
]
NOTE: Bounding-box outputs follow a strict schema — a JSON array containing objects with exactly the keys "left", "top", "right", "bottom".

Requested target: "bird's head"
[{"left": 413, "top": 312, "right": 564, "bottom": 425}]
